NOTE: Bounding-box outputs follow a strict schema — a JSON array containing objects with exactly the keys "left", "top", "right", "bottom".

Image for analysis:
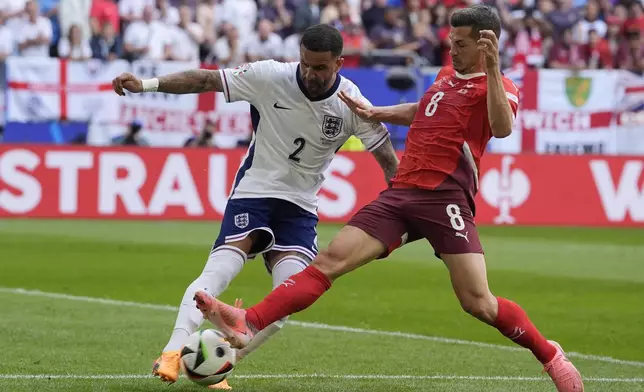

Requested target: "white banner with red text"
[
  {"left": 1, "top": 146, "right": 642, "bottom": 226},
  {"left": 494, "top": 68, "right": 644, "bottom": 155},
  {"left": 4, "top": 57, "right": 251, "bottom": 147}
]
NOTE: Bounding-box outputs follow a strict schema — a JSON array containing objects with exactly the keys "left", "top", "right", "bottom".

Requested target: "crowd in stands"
[{"left": 0, "top": 0, "right": 642, "bottom": 71}]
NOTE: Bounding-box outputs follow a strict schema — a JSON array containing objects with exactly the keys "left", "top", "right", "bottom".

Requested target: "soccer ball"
[{"left": 180, "top": 329, "right": 236, "bottom": 386}]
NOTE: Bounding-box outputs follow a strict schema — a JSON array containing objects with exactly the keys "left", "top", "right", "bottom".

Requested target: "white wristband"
[{"left": 141, "top": 78, "right": 159, "bottom": 93}]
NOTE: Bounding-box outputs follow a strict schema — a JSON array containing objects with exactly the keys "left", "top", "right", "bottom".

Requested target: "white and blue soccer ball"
[{"left": 180, "top": 329, "right": 236, "bottom": 386}]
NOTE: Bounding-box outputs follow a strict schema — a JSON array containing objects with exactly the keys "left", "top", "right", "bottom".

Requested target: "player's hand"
[
  {"left": 112, "top": 72, "right": 143, "bottom": 96},
  {"left": 477, "top": 30, "right": 500, "bottom": 71},
  {"left": 338, "top": 90, "right": 378, "bottom": 122}
]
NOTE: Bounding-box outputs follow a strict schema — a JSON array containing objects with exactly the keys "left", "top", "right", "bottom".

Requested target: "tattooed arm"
[
  {"left": 112, "top": 69, "right": 224, "bottom": 95},
  {"left": 370, "top": 138, "right": 399, "bottom": 186}
]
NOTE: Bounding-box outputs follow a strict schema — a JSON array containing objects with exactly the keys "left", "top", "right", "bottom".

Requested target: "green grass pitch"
[{"left": 0, "top": 219, "right": 643, "bottom": 391}]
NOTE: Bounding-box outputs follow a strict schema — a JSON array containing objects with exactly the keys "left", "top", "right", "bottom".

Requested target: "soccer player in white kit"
[{"left": 112, "top": 24, "right": 399, "bottom": 389}]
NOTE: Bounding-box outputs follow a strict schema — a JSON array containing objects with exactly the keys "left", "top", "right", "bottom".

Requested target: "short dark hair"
[
  {"left": 450, "top": 5, "right": 502, "bottom": 39},
  {"left": 300, "top": 24, "right": 344, "bottom": 57}
]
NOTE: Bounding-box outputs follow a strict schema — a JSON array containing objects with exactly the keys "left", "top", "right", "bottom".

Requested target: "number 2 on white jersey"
[{"left": 424, "top": 91, "right": 444, "bottom": 117}]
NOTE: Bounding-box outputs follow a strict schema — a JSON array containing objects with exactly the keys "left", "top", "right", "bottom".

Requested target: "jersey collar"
[
  {"left": 296, "top": 64, "right": 342, "bottom": 102},
  {"left": 455, "top": 71, "right": 486, "bottom": 80}
]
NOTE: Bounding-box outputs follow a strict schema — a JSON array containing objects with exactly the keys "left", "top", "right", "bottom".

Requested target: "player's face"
[
  {"left": 449, "top": 26, "right": 481, "bottom": 74},
  {"left": 299, "top": 46, "right": 344, "bottom": 97}
]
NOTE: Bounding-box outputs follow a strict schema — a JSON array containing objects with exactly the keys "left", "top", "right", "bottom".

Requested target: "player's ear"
[{"left": 335, "top": 56, "right": 344, "bottom": 72}]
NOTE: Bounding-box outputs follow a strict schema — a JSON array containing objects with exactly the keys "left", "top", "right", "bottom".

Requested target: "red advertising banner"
[
  {"left": 0, "top": 145, "right": 642, "bottom": 226},
  {"left": 476, "top": 154, "right": 644, "bottom": 226}
]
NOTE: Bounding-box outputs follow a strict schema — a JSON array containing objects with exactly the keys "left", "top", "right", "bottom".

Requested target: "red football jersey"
[{"left": 392, "top": 67, "right": 519, "bottom": 204}]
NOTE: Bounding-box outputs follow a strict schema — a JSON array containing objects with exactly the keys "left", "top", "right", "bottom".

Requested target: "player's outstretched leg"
[
  {"left": 194, "top": 226, "right": 386, "bottom": 349},
  {"left": 153, "top": 242, "right": 249, "bottom": 384},
  {"left": 441, "top": 253, "right": 584, "bottom": 392}
]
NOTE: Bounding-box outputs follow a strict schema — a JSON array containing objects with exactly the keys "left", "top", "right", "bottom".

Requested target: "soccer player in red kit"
[{"left": 194, "top": 5, "right": 584, "bottom": 391}]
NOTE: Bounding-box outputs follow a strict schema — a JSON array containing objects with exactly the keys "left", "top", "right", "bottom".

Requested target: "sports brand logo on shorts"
[
  {"left": 234, "top": 213, "right": 249, "bottom": 229},
  {"left": 322, "top": 115, "right": 343, "bottom": 139}
]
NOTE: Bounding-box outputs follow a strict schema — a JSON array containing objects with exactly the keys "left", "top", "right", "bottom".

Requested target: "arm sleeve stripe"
[
  {"left": 366, "top": 132, "right": 390, "bottom": 152},
  {"left": 221, "top": 69, "right": 231, "bottom": 102}
]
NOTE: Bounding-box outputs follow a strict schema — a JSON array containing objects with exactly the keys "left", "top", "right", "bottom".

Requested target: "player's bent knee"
[
  {"left": 312, "top": 248, "right": 350, "bottom": 281},
  {"left": 457, "top": 291, "right": 497, "bottom": 324}
]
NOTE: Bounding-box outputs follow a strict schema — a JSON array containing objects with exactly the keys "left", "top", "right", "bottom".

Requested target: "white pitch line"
[
  {"left": 0, "top": 375, "right": 153, "bottom": 380},
  {"left": 2, "top": 287, "right": 643, "bottom": 368},
  {"left": 0, "top": 374, "right": 643, "bottom": 383}
]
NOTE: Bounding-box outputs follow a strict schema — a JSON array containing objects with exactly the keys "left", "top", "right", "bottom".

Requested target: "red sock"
[
  {"left": 246, "top": 265, "right": 332, "bottom": 331},
  {"left": 493, "top": 297, "right": 557, "bottom": 364}
]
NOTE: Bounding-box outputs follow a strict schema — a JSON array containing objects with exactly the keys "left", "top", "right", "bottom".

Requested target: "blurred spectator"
[
  {"left": 282, "top": 29, "right": 302, "bottom": 62},
  {"left": 58, "top": 23, "right": 92, "bottom": 60},
  {"left": 503, "top": 10, "right": 548, "bottom": 69},
  {"left": 59, "top": 0, "right": 91, "bottom": 43},
  {"left": 604, "top": 16, "right": 622, "bottom": 65},
  {"left": 39, "top": 0, "right": 60, "bottom": 45},
  {"left": 344, "top": 0, "right": 361, "bottom": 24},
  {"left": 17, "top": 0, "right": 53, "bottom": 57},
  {"left": 574, "top": 1, "right": 606, "bottom": 44},
  {"left": 169, "top": 5, "right": 203, "bottom": 61},
  {"left": 403, "top": 0, "right": 430, "bottom": 36},
  {"left": 184, "top": 120, "right": 215, "bottom": 147},
  {"left": 257, "top": 0, "right": 294, "bottom": 37},
  {"left": 111, "top": 119, "right": 149, "bottom": 146},
  {"left": 119, "top": 0, "right": 153, "bottom": 24},
  {"left": 196, "top": 0, "right": 219, "bottom": 46},
  {"left": 361, "top": 0, "right": 387, "bottom": 35},
  {"left": 623, "top": 1, "right": 644, "bottom": 35},
  {"left": 246, "top": 18, "right": 283, "bottom": 62},
  {"left": 293, "top": 0, "right": 320, "bottom": 33},
  {"left": 155, "top": 0, "right": 179, "bottom": 25},
  {"left": 322, "top": 1, "right": 354, "bottom": 31},
  {"left": 210, "top": 22, "right": 245, "bottom": 67},
  {"left": 221, "top": 0, "right": 257, "bottom": 38},
  {"left": 90, "top": 0, "right": 119, "bottom": 36},
  {"left": 341, "top": 22, "right": 370, "bottom": 67},
  {"left": 611, "top": 3, "right": 628, "bottom": 24},
  {"left": 320, "top": 1, "right": 340, "bottom": 25},
  {"left": 90, "top": 21, "right": 122, "bottom": 60},
  {"left": 584, "top": 29, "right": 613, "bottom": 69},
  {"left": 369, "top": 7, "right": 406, "bottom": 50},
  {"left": 0, "top": 0, "right": 27, "bottom": 37},
  {"left": 403, "top": 22, "right": 438, "bottom": 65},
  {"left": 545, "top": 0, "right": 582, "bottom": 40},
  {"left": 547, "top": 27, "right": 587, "bottom": 69},
  {"left": 123, "top": 5, "right": 171, "bottom": 61},
  {"left": 616, "top": 31, "right": 644, "bottom": 73},
  {"left": 432, "top": 3, "right": 452, "bottom": 67},
  {"left": 0, "top": 0, "right": 27, "bottom": 20}
]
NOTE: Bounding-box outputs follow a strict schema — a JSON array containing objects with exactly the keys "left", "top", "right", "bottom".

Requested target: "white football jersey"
[{"left": 219, "top": 60, "right": 389, "bottom": 215}]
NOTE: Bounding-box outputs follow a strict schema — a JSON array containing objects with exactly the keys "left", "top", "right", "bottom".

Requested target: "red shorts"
[{"left": 348, "top": 187, "right": 483, "bottom": 258}]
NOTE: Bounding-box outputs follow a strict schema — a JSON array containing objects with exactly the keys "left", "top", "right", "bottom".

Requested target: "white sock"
[
  {"left": 163, "top": 246, "right": 246, "bottom": 352},
  {"left": 236, "top": 255, "right": 309, "bottom": 361}
]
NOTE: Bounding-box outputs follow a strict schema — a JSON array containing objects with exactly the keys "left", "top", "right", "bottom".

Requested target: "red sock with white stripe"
[
  {"left": 246, "top": 265, "right": 332, "bottom": 331},
  {"left": 493, "top": 297, "right": 557, "bottom": 364}
]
